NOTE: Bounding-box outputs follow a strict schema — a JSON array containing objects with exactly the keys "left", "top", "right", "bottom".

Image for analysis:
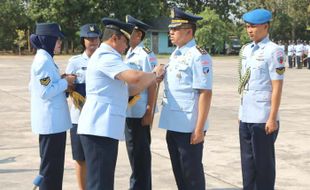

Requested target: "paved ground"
[{"left": 0, "top": 55, "right": 309, "bottom": 190}]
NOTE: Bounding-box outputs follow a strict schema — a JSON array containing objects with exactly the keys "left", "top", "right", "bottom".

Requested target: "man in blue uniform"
[
  {"left": 29, "top": 23, "right": 76, "bottom": 190},
  {"left": 239, "top": 9, "right": 285, "bottom": 190},
  {"left": 66, "top": 23, "right": 101, "bottom": 190},
  {"left": 158, "top": 7, "right": 213, "bottom": 190},
  {"left": 124, "top": 15, "right": 157, "bottom": 190},
  {"left": 77, "top": 18, "right": 164, "bottom": 190}
]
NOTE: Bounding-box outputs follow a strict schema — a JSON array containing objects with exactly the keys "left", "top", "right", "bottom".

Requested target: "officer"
[
  {"left": 295, "top": 39, "right": 304, "bottom": 69},
  {"left": 287, "top": 40, "right": 295, "bottom": 68},
  {"left": 77, "top": 18, "right": 164, "bottom": 190},
  {"left": 124, "top": 15, "right": 157, "bottom": 190},
  {"left": 65, "top": 23, "right": 101, "bottom": 190},
  {"left": 303, "top": 40, "right": 308, "bottom": 67},
  {"left": 239, "top": 9, "right": 285, "bottom": 190},
  {"left": 29, "top": 23, "right": 76, "bottom": 190},
  {"left": 158, "top": 7, "right": 213, "bottom": 190}
]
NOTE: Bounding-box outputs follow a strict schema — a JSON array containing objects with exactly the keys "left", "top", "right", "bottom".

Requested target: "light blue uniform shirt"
[
  {"left": 77, "top": 43, "right": 131, "bottom": 140},
  {"left": 66, "top": 52, "right": 89, "bottom": 124},
  {"left": 287, "top": 44, "right": 295, "bottom": 56},
  {"left": 239, "top": 36, "right": 285, "bottom": 123},
  {"left": 159, "top": 39, "right": 213, "bottom": 133},
  {"left": 29, "top": 49, "right": 71, "bottom": 134},
  {"left": 125, "top": 42, "right": 157, "bottom": 118}
]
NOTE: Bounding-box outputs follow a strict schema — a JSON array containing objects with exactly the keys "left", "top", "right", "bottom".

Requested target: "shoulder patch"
[
  {"left": 40, "top": 77, "right": 51, "bottom": 86},
  {"left": 143, "top": 47, "right": 152, "bottom": 54},
  {"left": 195, "top": 45, "right": 208, "bottom": 55},
  {"left": 276, "top": 67, "right": 285, "bottom": 75}
]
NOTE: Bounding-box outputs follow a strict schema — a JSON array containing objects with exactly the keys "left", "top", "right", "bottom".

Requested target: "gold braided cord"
[
  {"left": 128, "top": 95, "right": 141, "bottom": 107},
  {"left": 238, "top": 44, "right": 251, "bottom": 95},
  {"left": 70, "top": 91, "right": 86, "bottom": 111}
]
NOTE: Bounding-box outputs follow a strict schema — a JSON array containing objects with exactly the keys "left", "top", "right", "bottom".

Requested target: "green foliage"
[
  {"left": 195, "top": 7, "right": 228, "bottom": 53},
  {"left": 0, "top": 0, "right": 29, "bottom": 50},
  {"left": 14, "top": 29, "right": 27, "bottom": 55},
  {"left": 0, "top": 0, "right": 309, "bottom": 53}
]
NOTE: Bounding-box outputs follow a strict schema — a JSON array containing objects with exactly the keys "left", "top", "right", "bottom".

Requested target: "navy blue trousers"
[
  {"left": 125, "top": 118, "right": 152, "bottom": 190},
  {"left": 70, "top": 124, "right": 85, "bottom": 161},
  {"left": 239, "top": 122, "right": 279, "bottom": 190},
  {"left": 39, "top": 132, "right": 66, "bottom": 190},
  {"left": 80, "top": 135, "right": 118, "bottom": 190},
  {"left": 166, "top": 130, "right": 205, "bottom": 190}
]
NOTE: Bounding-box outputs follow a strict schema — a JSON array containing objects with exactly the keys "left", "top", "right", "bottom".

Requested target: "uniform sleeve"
[
  {"left": 33, "top": 61, "right": 68, "bottom": 100},
  {"left": 66, "top": 57, "right": 77, "bottom": 74},
  {"left": 97, "top": 54, "right": 131, "bottom": 79},
  {"left": 144, "top": 52, "right": 158, "bottom": 72},
  {"left": 192, "top": 54, "right": 213, "bottom": 90},
  {"left": 269, "top": 47, "right": 285, "bottom": 80}
]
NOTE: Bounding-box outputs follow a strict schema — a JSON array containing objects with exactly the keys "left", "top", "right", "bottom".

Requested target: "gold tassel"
[{"left": 70, "top": 91, "right": 86, "bottom": 110}]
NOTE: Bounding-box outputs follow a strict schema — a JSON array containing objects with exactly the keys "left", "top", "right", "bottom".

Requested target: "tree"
[
  {"left": 14, "top": 29, "right": 27, "bottom": 55},
  {"left": 0, "top": 0, "right": 30, "bottom": 51},
  {"left": 195, "top": 7, "right": 228, "bottom": 54}
]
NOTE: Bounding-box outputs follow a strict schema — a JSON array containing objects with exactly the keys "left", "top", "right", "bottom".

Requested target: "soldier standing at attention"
[
  {"left": 295, "top": 40, "right": 304, "bottom": 69},
  {"left": 158, "top": 7, "right": 213, "bottom": 190},
  {"left": 124, "top": 15, "right": 158, "bottom": 190},
  {"left": 29, "top": 23, "right": 76, "bottom": 190},
  {"left": 238, "top": 9, "right": 285, "bottom": 190},
  {"left": 287, "top": 40, "right": 295, "bottom": 68},
  {"left": 66, "top": 24, "right": 101, "bottom": 190},
  {"left": 77, "top": 18, "right": 164, "bottom": 190}
]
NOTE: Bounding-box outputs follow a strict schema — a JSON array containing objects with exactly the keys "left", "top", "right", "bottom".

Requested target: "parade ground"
[{"left": 0, "top": 55, "right": 309, "bottom": 190}]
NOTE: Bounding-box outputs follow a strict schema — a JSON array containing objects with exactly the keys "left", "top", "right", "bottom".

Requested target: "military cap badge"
[{"left": 89, "top": 25, "right": 95, "bottom": 32}]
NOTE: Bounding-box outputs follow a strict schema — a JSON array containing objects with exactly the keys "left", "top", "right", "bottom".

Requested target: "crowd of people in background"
[{"left": 277, "top": 39, "right": 310, "bottom": 69}]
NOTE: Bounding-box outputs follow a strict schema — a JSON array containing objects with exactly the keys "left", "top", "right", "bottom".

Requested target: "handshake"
[
  {"left": 152, "top": 64, "right": 167, "bottom": 83},
  {"left": 61, "top": 73, "right": 77, "bottom": 92}
]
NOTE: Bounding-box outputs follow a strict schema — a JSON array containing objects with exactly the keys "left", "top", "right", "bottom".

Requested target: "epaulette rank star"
[
  {"left": 196, "top": 45, "right": 208, "bottom": 55},
  {"left": 143, "top": 47, "right": 152, "bottom": 54}
]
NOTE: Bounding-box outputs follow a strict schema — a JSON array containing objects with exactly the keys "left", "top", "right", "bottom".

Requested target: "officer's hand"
[
  {"left": 65, "top": 74, "right": 77, "bottom": 85},
  {"left": 190, "top": 129, "right": 205, "bottom": 145},
  {"left": 141, "top": 108, "right": 152, "bottom": 126},
  {"left": 265, "top": 120, "right": 278, "bottom": 135},
  {"left": 152, "top": 64, "right": 166, "bottom": 82}
]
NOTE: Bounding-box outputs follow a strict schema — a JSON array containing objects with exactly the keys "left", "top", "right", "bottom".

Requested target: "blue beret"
[
  {"left": 242, "top": 9, "right": 272, "bottom": 25},
  {"left": 35, "top": 23, "right": 64, "bottom": 38},
  {"left": 80, "top": 24, "right": 101, "bottom": 38},
  {"left": 169, "top": 7, "right": 203, "bottom": 28},
  {"left": 102, "top": 17, "right": 133, "bottom": 40},
  {"left": 126, "top": 15, "right": 150, "bottom": 32}
]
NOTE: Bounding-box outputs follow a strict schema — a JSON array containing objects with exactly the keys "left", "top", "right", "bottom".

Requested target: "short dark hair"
[{"left": 102, "top": 28, "right": 123, "bottom": 41}]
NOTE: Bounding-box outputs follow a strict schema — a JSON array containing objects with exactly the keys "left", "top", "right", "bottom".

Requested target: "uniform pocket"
[
  {"left": 169, "top": 100, "right": 194, "bottom": 113},
  {"left": 255, "top": 91, "right": 271, "bottom": 102},
  {"left": 177, "top": 64, "right": 191, "bottom": 84}
]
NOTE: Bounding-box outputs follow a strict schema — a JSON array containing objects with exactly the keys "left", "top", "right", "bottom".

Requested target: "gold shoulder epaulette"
[
  {"left": 143, "top": 47, "right": 152, "bottom": 54},
  {"left": 196, "top": 45, "right": 208, "bottom": 55}
]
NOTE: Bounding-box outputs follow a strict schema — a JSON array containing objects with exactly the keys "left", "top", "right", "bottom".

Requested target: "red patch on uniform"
[
  {"left": 149, "top": 57, "right": 156, "bottom": 62},
  {"left": 276, "top": 51, "right": 284, "bottom": 64},
  {"left": 201, "top": 60, "right": 209, "bottom": 65}
]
